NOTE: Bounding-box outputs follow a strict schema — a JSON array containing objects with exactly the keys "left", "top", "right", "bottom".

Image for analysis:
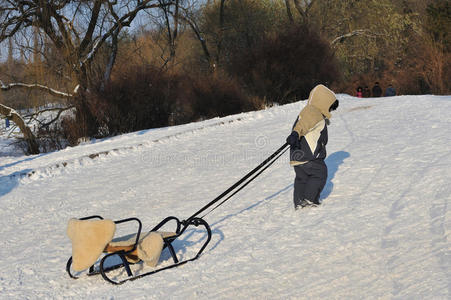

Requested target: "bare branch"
[
  {"left": 26, "top": 105, "right": 75, "bottom": 128},
  {"left": 285, "top": 0, "right": 294, "bottom": 23},
  {"left": 290, "top": 0, "right": 316, "bottom": 23},
  {"left": 82, "top": 1, "right": 168, "bottom": 66},
  {"left": 330, "top": 29, "right": 385, "bottom": 47},
  {"left": 177, "top": 9, "right": 213, "bottom": 68},
  {"left": 0, "top": 80, "right": 75, "bottom": 98},
  {"left": 79, "top": 0, "right": 103, "bottom": 55}
]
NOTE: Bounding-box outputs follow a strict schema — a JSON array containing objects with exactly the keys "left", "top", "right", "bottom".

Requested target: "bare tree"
[
  {"left": 1, "top": 1, "right": 173, "bottom": 91},
  {"left": 0, "top": 0, "right": 174, "bottom": 152},
  {"left": 176, "top": 3, "right": 214, "bottom": 70},
  {"left": 216, "top": 0, "right": 226, "bottom": 66},
  {"left": 158, "top": 0, "right": 181, "bottom": 68}
]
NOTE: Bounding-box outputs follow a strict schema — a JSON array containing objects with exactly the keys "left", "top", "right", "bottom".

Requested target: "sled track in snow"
[
  {"left": 3, "top": 104, "right": 370, "bottom": 181},
  {"left": 3, "top": 117, "right": 245, "bottom": 181},
  {"left": 4, "top": 103, "right": 377, "bottom": 182}
]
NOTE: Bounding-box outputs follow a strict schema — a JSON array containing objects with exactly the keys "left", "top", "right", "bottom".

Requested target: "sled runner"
[{"left": 66, "top": 143, "right": 289, "bottom": 284}]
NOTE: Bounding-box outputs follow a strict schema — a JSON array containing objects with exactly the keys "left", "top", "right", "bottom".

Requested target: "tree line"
[{"left": 0, "top": 0, "right": 449, "bottom": 154}]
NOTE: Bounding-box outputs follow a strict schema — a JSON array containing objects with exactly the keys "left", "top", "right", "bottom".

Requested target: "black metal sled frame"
[{"left": 66, "top": 215, "right": 212, "bottom": 285}]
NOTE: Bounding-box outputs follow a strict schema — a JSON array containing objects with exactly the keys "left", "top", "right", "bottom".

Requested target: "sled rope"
[
  {"left": 200, "top": 143, "right": 290, "bottom": 218},
  {"left": 184, "top": 142, "right": 289, "bottom": 223}
]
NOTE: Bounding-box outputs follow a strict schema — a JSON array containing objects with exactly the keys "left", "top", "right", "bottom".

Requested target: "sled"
[
  {"left": 66, "top": 142, "right": 289, "bottom": 284},
  {"left": 66, "top": 215, "right": 211, "bottom": 285}
]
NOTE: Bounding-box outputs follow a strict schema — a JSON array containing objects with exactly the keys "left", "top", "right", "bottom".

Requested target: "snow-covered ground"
[{"left": 0, "top": 94, "right": 450, "bottom": 299}]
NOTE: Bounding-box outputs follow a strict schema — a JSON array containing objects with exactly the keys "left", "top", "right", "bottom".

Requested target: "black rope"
[
  {"left": 184, "top": 142, "right": 289, "bottom": 223},
  {"left": 200, "top": 144, "right": 290, "bottom": 218}
]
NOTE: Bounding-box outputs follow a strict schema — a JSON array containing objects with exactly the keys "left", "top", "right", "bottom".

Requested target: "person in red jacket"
[{"left": 356, "top": 86, "right": 363, "bottom": 98}]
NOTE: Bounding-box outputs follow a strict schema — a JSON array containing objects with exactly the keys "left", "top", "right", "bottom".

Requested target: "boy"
[{"left": 286, "top": 84, "right": 339, "bottom": 209}]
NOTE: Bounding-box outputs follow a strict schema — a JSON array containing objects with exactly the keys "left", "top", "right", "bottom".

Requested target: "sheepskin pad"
[
  {"left": 67, "top": 218, "right": 116, "bottom": 272},
  {"left": 109, "top": 231, "right": 176, "bottom": 267},
  {"left": 138, "top": 232, "right": 164, "bottom": 267}
]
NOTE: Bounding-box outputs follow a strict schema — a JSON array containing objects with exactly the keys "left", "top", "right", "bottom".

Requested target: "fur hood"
[
  {"left": 307, "top": 84, "right": 336, "bottom": 119},
  {"left": 292, "top": 84, "right": 336, "bottom": 137}
]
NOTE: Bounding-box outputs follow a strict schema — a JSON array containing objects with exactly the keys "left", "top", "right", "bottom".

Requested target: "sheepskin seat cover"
[
  {"left": 67, "top": 218, "right": 116, "bottom": 272},
  {"left": 109, "top": 231, "right": 166, "bottom": 267},
  {"left": 139, "top": 232, "right": 164, "bottom": 267}
]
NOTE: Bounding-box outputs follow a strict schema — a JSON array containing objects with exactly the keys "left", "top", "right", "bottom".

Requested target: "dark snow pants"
[{"left": 293, "top": 159, "right": 327, "bottom": 207}]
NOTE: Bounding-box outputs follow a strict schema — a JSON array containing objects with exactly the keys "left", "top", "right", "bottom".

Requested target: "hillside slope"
[{"left": 0, "top": 95, "right": 450, "bottom": 299}]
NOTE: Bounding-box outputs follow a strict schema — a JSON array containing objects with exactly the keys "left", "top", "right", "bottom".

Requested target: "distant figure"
[
  {"left": 372, "top": 82, "right": 382, "bottom": 97},
  {"left": 363, "top": 86, "right": 371, "bottom": 98},
  {"left": 384, "top": 84, "right": 396, "bottom": 97},
  {"left": 356, "top": 86, "right": 363, "bottom": 98},
  {"left": 5, "top": 118, "right": 10, "bottom": 128}
]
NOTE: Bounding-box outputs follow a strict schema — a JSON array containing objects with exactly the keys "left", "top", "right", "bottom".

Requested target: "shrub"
[
  {"left": 87, "top": 65, "right": 180, "bottom": 136},
  {"left": 185, "top": 72, "right": 262, "bottom": 121},
  {"left": 227, "top": 24, "right": 340, "bottom": 104},
  {"left": 66, "top": 65, "right": 261, "bottom": 140}
]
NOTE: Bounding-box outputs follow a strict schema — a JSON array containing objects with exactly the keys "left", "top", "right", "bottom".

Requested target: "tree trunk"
[
  {"left": 0, "top": 104, "right": 40, "bottom": 154},
  {"left": 285, "top": 0, "right": 294, "bottom": 23},
  {"left": 215, "top": 0, "right": 227, "bottom": 67}
]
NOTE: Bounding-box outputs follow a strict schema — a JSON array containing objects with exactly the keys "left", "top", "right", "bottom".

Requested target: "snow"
[{"left": 0, "top": 94, "right": 450, "bottom": 299}]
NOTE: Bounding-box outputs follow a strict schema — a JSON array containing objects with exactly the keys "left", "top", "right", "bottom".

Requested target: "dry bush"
[
  {"left": 60, "top": 115, "right": 84, "bottom": 146},
  {"left": 412, "top": 41, "right": 451, "bottom": 94},
  {"left": 88, "top": 64, "right": 180, "bottom": 136},
  {"left": 59, "top": 61, "right": 262, "bottom": 143},
  {"left": 114, "top": 30, "right": 200, "bottom": 74},
  {"left": 35, "top": 124, "right": 68, "bottom": 152},
  {"left": 227, "top": 24, "right": 340, "bottom": 104},
  {"left": 184, "top": 71, "right": 263, "bottom": 121}
]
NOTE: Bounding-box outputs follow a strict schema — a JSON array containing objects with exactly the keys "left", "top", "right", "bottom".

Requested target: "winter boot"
[{"left": 295, "top": 199, "right": 319, "bottom": 210}]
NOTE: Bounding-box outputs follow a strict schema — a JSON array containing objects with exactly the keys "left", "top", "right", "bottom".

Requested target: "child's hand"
[{"left": 286, "top": 131, "right": 299, "bottom": 147}]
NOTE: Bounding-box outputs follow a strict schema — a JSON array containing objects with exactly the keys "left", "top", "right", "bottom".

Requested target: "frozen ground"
[{"left": 0, "top": 94, "right": 450, "bottom": 299}]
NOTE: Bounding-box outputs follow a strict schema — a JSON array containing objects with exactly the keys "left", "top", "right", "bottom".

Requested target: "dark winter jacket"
[
  {"left": 384, "top": 86, "right": 396, "bottom": 97},
  {"left": 372, "top": 84, "right": 382, "bottom": 97},
  {"left": 289, "top": 84, "right": 336, "bottom": 166}
]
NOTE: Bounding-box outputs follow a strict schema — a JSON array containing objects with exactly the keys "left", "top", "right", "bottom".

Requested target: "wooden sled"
[{"left": 66, "top": 215, "right": 211, "bottom": 285}]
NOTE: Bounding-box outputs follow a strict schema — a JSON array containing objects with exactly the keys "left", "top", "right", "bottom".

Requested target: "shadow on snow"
[
  {"left": 321, "top": 151, "right": 350, "bottom": 200},
  {"left": 0, "top": 169, "right": 33, "bottom": 198}
]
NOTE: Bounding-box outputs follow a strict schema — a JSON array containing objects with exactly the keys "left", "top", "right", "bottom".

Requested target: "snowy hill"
[{"left": 0, "top": 94, "right": 450, "bottom": 299}]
